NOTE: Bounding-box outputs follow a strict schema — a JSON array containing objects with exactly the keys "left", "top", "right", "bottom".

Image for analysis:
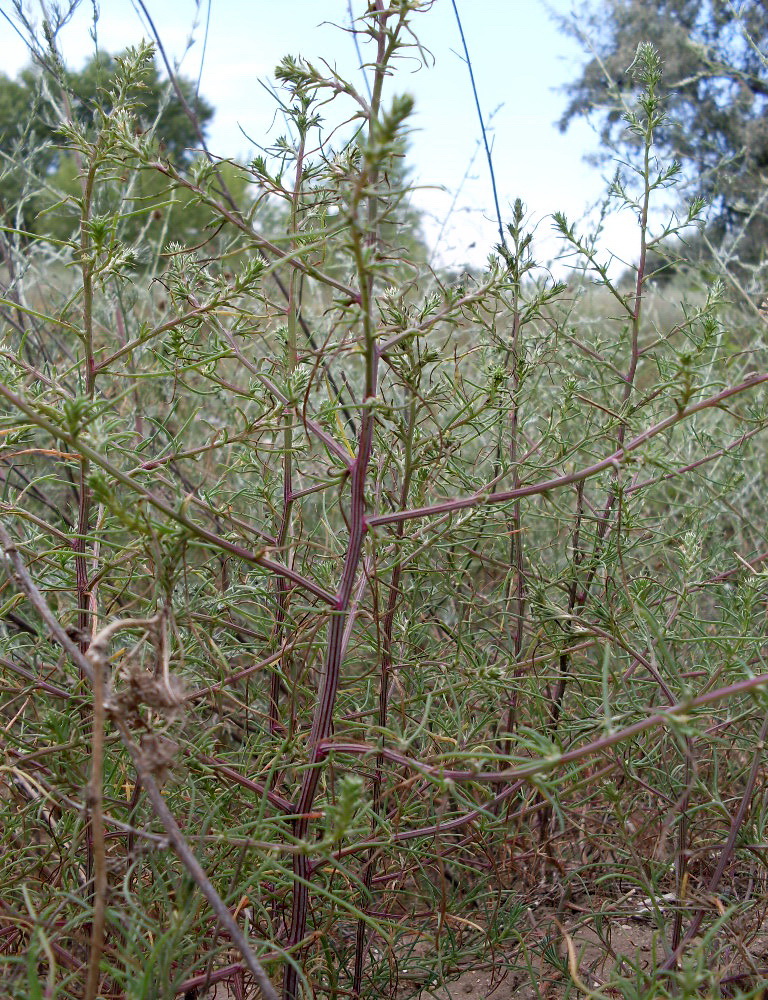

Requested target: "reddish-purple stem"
[
  {"left": 317, "top": 668, "right": 768, "bottom": 782},
  {"left": 368, "top": 374, "right": 768, "bottom": 528}
]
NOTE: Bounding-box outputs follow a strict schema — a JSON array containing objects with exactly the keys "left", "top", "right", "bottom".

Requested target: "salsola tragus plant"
[{"left": 0, "top": 5, "right": 767, "bottom": 999}]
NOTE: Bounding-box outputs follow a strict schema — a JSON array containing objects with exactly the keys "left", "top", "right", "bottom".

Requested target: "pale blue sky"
[{"left": 0, "top": 1, "right": 641, "bottom": 271}]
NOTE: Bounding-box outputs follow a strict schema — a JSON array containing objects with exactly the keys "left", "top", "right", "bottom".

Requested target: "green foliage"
[
  {"left": 0, "top": 8, "right": 767, "bottom": 1000},
  {"left": 558, "top": 0, "right": 768, "bottom": 283},
  {"left": 0, "top": 43, "right": 214, "bottom": 240}
]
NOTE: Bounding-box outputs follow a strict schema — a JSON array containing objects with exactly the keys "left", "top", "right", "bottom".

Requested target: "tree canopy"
[
  {"left": 557, "top": 0, "right": 768, "bottom": 281},
  {"left": 0, "top": 50, "right": 214, "bottom": 234}
]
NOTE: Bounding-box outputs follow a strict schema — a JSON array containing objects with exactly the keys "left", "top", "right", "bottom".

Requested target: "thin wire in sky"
[
  {"left": 450, "top": 0, "right": 507, "bottom": 251},
  {"left": 196, "top": 0, "right": 212, "bottom": 97}
]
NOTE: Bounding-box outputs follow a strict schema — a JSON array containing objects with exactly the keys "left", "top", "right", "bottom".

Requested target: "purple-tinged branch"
[{"left": 368, "top": 373, "right": 768, "bottom": 527}]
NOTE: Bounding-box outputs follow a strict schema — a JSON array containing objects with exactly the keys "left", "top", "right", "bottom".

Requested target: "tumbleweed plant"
[{"left": 1, "top": 4, "right": 768, "bottom": 999}]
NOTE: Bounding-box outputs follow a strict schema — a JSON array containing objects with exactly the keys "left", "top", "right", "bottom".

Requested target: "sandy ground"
[{"left": 202, "top": 903, "right": 768, "bottom": 999}]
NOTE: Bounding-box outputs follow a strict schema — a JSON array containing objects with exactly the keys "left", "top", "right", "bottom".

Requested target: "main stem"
[
  {"left": 269, "top": 129, "right": 306, "bottom": 736},
  {"left": 282, "top": 6, "right": 391, "bottom": 996},
  {"left": 352, "top": 395, "right": 416, "bottom": 996}
]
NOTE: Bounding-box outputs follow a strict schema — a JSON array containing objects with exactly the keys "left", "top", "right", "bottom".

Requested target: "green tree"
[
  {"left": 557, "top": 0, "right": 768, "bottom": 284},
  {"left": 64, "top": 50, "right": 213, "bottom": 162},
  {"left": 0, "top": 49, "right": 214, "bottom": 235}
]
